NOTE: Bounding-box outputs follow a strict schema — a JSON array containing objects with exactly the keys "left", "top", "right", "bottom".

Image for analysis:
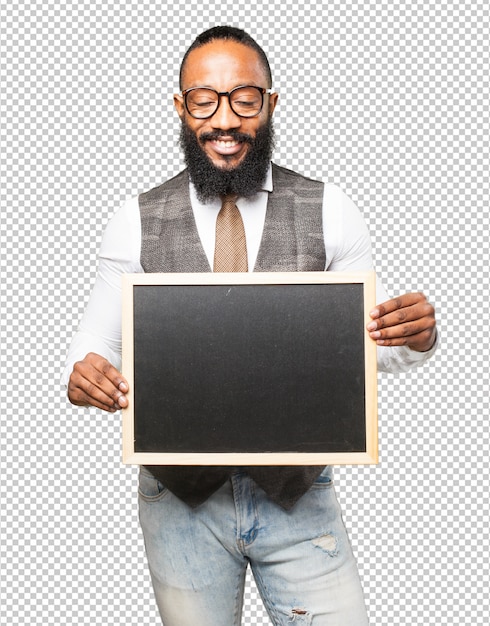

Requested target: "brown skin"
[
  {"left": 367, "top": 292, "right": 436, "bottom": 351},
  {"left": 67, "top": 41, "right": 437, "bottom": 411},
  {"left": 68, "top": 352, "right": 128, "bottom": 412},
  {"left": 173, "top": 40, "right": 278, "bottom": 169}
]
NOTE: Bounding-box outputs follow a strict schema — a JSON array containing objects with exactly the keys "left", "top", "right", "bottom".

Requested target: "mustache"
[{"left": 199, "top": 130, "right": 254, "bottom": 144}]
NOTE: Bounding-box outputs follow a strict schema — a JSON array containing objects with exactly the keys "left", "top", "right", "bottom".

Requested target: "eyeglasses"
[{"left": 181, "top": 85, "right": 274, "bottom": 119}]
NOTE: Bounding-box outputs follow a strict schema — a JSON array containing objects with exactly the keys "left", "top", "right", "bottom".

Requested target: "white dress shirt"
[{"left": 62, "top": 165, "right": 437, "bottom": 385}]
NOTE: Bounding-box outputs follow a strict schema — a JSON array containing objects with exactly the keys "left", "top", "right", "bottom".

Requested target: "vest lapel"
[
  {"left": 254, "top": 163, "right": 326, "bottom": 272},
  {"left": 139, "top": 170, "right": 211, "bottom": 273}
]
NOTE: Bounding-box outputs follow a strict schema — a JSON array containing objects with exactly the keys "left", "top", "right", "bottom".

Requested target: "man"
[{"left": 64, "top": 26, "right": 437, "bottom": 625}]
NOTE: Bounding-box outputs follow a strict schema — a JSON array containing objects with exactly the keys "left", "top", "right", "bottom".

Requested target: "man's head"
[{"left": 174, "top": 26, "right": 278, "bottom": 201}]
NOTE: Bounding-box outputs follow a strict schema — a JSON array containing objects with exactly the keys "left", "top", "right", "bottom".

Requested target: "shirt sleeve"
[
  {"left": 61, "top": 196, "right": 143, "bottom": 386},
  {"left": 322, "top": 183, "right": 438, "bottom": 373}
]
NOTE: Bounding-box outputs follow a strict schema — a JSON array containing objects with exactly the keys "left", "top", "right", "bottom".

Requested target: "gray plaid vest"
[{"left": 139, "top": 163, "right": 326, "bottom": 509}]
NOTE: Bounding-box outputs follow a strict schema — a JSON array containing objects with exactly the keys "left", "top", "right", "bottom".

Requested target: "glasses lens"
[
  {"left": 185, "top": 89, "right": 219, "bottom": 118},
  {"left": 230, "top": 87, "right": 263, "bottom": 117}
]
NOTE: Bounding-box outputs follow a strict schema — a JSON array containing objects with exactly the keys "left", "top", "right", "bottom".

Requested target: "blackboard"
[{"left": 122, "top": 271, "right": 377, "bottom": 465}]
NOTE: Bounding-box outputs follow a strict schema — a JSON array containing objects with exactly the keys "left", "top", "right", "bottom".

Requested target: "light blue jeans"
[{"left": 138, "top": 467, "right": 369, "bottom": 625}]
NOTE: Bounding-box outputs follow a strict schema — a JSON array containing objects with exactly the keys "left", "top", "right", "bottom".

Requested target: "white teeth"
[{"left": 216, "top": 140, "right": 238, "bottom": 148}]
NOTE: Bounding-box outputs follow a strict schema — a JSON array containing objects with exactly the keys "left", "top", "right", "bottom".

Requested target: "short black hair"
[{"left": 179, "top": 26, "right": 273, "bottom": 90}]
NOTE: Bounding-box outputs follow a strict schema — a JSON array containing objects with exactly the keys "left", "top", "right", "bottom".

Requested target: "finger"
[
  {"left": 369, "top": 316, "right": 435, "bottom": 342},
  {"left": 369, "top": 293, "right": 426, "bottom": 320},
  {"left": 369, "top": 315, "right": 437, "bottom": 350},
  {"left": 372, "top": 326, "right": 437, "bottom": 350},
  {"left": 367, "top": 301, "right": 435, "bottom": 332},
  {"left": 68, "top": 382, "right": 119, "bottom": 412},
  {"left": 85, "top": 352, "right": 129, "bottom": 394}
]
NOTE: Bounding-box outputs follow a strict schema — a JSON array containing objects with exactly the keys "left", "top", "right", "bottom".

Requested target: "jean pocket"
[
  {"left": 138, "top": 467, "right": 169, "bottom": 502},
  {"left": 311, "top": 466, "right": 334, "bottom": 489}
]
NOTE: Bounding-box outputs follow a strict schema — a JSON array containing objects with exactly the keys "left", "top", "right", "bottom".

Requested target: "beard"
[{"left": 179, "top": 118, "right": 275, "bottom": 202}]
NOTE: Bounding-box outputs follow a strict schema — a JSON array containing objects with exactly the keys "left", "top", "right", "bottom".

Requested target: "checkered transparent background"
[{"left": 1, "top": 0, "right": 489, "bottom": 624}]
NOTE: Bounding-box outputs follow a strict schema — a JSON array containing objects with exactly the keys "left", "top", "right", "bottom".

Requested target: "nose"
[{"left": 210, "top": 94, "right": 241, "bottom": 130}]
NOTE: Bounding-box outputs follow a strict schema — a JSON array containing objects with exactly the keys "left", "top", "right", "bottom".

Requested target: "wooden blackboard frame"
[{"left": 122, "top": 271, "right": 378, "bottom": 465}]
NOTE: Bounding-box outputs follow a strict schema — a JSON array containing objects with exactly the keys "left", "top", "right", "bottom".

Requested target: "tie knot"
[{"left": 221, "top": 194, "right": 238, "bottom": 208}]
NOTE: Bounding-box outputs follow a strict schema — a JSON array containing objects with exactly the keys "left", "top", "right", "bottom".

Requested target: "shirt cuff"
[{"left": 377, "top": 329, "right": 439, "bottom": 373}]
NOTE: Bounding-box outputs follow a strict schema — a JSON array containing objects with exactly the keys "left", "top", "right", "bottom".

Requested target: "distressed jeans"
[{"left": 138, "top": 467, "right": 369, "bottom": 625}]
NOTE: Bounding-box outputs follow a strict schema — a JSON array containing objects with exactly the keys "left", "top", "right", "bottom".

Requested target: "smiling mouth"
[
  {"left": 215, "top": 139, "right": 239, "bottom": 148},
  {"left": 207, "top": 137, "right": 245, "bottom": 157},
  {"left": 200, "top": 131, "right": 253, "bottom": 156}
]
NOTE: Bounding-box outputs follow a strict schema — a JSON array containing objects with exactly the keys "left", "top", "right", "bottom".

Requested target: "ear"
[
  {"left": 268, "top": 92, "right": 278, "bottom": 117},
  {"left": 174, "top": 94, "right": 185, "bottom": 120}
]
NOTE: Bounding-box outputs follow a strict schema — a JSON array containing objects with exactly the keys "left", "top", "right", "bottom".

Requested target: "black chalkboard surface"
[{"left": 122, "top": 272, "right": 378, "bottom": 465}]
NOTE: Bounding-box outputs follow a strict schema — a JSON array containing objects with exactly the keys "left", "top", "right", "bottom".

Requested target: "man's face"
[{"left": 174, "top": 40, "right": 278, "bottom": 171}]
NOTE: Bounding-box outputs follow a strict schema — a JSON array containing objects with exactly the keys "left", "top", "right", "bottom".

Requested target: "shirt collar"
[{"left": 262, "top": 162, "right": 273, "bottom": 192}]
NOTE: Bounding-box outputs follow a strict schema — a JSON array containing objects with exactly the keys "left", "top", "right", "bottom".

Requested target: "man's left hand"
[{"left": 367, "top": 292, "right": 437, "bottom": 352}]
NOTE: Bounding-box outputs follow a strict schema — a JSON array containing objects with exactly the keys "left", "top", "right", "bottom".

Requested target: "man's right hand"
[{"left": 68, "top": 352, "right": 129, "bottom": 413}]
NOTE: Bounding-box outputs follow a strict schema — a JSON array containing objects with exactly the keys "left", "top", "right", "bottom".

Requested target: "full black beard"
[{"left": 179, "top": 119, "right": 275, "bottom": 202}]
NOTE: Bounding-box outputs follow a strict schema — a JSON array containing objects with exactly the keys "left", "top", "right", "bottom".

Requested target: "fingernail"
[
  {"left": 119, "top": 382, "right": 128, "bottom": 392},
  {"left": 118, "top": 394, "right": 128, "bottom": 407},
  {"left": 367, "top": 321, "right": 377, "bottom": 331},
  {"left": 369, "top": 308, "right": 379, "bottom": 318},
  {"left": 370, "top": 331, "right": 381, "bottom": 339}
]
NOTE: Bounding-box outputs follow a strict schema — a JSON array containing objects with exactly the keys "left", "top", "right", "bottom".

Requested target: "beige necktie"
[{"left": 213, "top": 195, "right": 248, "bottom": 272}]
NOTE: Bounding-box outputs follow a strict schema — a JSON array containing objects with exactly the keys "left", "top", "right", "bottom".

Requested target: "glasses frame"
[{"left": 181, "top": 85, "right": 274, "bottom": 119}]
